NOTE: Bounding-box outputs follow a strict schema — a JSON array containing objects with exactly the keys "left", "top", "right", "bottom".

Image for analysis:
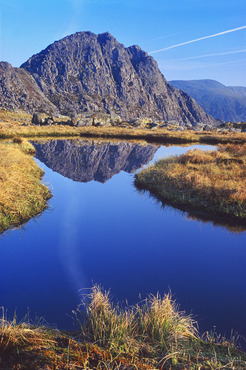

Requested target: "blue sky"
[{"left": 0, "top": 0, "right": 245, "bottom": 86}]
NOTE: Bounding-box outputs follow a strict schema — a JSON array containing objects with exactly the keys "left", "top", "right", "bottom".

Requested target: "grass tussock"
[
  {"left": 0, "top": 308, "right": 54, "bottom": 352},
  {"left": 135, "top": 144, "right": 246, "bottom": 223},
  {"left": 0, "top": 286, "right": 245, "bottom": 369},
  {"left": 0, "top": 140, "right": 51, "bottom": 233},
  {"left": 74, "top": 285, "right": 197, "bottom": 358}
]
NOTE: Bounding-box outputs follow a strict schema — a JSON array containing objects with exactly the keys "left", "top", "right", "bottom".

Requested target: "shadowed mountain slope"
[
  {"left": 0, "top": 62, "right": 58, "bottom": 114},
  {"left": 19, "top": 31, "right": 215, "bottom": 126},
  {"left": 169, "top": 79, "right": 246, "bottom": 122}
]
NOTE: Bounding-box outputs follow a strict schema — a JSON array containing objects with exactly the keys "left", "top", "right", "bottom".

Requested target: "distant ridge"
[
  {"left": 169, "top": 79, "right": 246, "bottom": 122},
  {"left": 0, "top": 31, "right": 216, "bottom": 127}
]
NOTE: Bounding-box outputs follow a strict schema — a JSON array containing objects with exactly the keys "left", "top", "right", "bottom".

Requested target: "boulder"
[
  {"left": 130, "top": 117, "right": 151, "bottom": 128},
  {"left": 110, "top": 113, "right": 122, "bottom": 124},
  {"left": 91, "top": 113, "right": 111, "bottom": 126},
  {"left": 32, "top": 113, "right": 55, "bottom": 125},
  {"left": 44, "top": 117, "right": 54, "bottom": 125},
  {"left": 76, "top": 119, "right": 93, "bottom": 127},
  {"left": 70, "top": 117, "right": 80, "bottom": 126},
  {"left": 32, "top": 113, "right": 45, "bottom": 125}
]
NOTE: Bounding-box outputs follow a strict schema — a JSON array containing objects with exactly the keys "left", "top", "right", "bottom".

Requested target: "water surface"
[{"left": 0, "top": 139, "right": 245, "bottom": 344}]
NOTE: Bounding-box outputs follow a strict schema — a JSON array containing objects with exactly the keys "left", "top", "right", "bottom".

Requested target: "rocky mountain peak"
[{"left": 0, "top": 31, "right": 216, "bottom": 127}]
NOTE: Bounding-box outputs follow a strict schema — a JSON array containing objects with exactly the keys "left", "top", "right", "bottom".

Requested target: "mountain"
[
  {"left": 227, "top": 86, "right": 246, "bottom": 98},
  {"left": 0, "top": 62, "right": 58, "bottom": 114},
  {"left": 33, "top": 139, "right": 158, "bottom": 183},
  {"left": 0, "top": 31, "right": 216, "bottom": 127},
  {"left": 169, "top": 79, "right": 246, "bottom": 122}
]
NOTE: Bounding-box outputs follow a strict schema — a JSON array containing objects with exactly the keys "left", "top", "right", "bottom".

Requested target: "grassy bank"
[
  {"left": 1, "top": 110, "right": 246, "bottom": 145},
  {"left": 1, "top": 124, "right": 246, "bottom": 145},
  {"left": 0, "top": 286, "right": 245, "bottom": 369},
  {"left": 135, "top": 144, "right": 246, "bottom": 225},
  {"left": 0, "top": 139, "right": 51, "bottom": 233}
]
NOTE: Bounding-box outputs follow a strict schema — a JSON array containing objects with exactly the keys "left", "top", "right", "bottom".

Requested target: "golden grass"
[
  {"left": 74, "top": 285, "right": 197, "bottom": 359},
  {"left": 0, "top": 139, "right": 51, "bottom": 233},
  {"left": 1, "top": 286, "right": 245, "bottom": 369},
  {"left": 135, "top": 144, "right": 246, "bottom": 224},
  {"left": 0, "top": 109, "right": 32, "bottom": 123},
  {"left": 0, "top": 109, "right": 246, "bottom": 146}
]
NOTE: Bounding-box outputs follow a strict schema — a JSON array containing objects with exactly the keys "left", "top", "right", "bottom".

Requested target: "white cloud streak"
[{"left": 149, "top": 25, "right": 246, "bottom": 54}]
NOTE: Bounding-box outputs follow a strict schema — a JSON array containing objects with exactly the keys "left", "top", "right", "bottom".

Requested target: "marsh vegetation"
[
  {"left": 1, "top": 286, "right": 245, "bottom": 369},
  {"left": 135, "top": 144, "right": 246, "bottom": 223},
  {"left": 0, "top": 138, "right": 51, "bottom": 233}
]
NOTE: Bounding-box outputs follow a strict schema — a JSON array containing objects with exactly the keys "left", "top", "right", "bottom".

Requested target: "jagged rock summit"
[{"left": 1, "top": 31, "right": 216, "bottom": 127}]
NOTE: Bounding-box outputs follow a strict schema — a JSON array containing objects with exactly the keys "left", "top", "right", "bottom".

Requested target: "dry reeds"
[
  {"left": 0, "top": 287, "right": 245, "bottom": 369},
  {"left": 0, "top": 109, "right": 246, "bottom": 146},
  {"left": 0, "top": 141, "right": 51, "bottom": 233},
  {"left": 74, "top": 285, "right": 197, "bottom": 359},
  {"left": 0, "top": 308, "right": 53, "bottom": 351},
  {"left": 135, "top": 144, "right": 246, "bottom": 223}
]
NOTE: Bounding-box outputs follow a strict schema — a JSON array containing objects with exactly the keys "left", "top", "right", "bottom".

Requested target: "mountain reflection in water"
[
  {"left": 0, "top": 140, "right": 245, "bottom": 345},
  {"left": 33, "top": 139, "right": 158, "bottom": 183}
]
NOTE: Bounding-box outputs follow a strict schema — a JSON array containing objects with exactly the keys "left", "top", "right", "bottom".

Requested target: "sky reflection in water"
[{"left": 0, "top": 140, "right": 245, "bottom": 344}]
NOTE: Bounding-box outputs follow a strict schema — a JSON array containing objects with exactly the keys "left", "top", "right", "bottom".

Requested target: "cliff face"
[
  {"left": 33, "top": 139, "right": 158, "bottom": 183},
  {"left": 20, "top": 31, "right": 215, "bottom": 126},
  {"left": 0, "top": 31, "right": 216, "bottom": 127},
  {"left": 0, "top": 62, "right": 57, "bottom": 114}
]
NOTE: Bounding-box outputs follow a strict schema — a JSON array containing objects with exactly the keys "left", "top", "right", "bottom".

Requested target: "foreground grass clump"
[
  {"left": 135, "top": 144, "right": 246, "bottom": 223},
  {"left": 0, "top": 140, "right": 51, "bottom": 233},
  {"left": 1, "top": 286, "right": 245, "bottom": 369},
  {"left": 74, "top": 285, "right": 198, "bottom": 366}
]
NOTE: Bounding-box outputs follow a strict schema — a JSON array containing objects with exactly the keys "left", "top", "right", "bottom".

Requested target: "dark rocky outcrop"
[
  {"left": 0, "top": 62, "right": 58, "bottom": 114},
  {"left": 20, "top": 31, "right": 215, "bottom": 127},
  {"left": 33, "top": 139, "right": 158, "bottom": 183},
  {"left": 0, "top": 32, "right": 217, "bottom": 128},
  {"left": 169, "top": 79, "right": 246, "bottom": 122},
  {"left": 32, "top": 113, "right": 55, "bottom": 125}
]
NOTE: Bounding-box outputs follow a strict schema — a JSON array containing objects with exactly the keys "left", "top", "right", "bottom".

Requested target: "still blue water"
[{"left": 0, "top": 140, "right": 245, "bottom": 344}]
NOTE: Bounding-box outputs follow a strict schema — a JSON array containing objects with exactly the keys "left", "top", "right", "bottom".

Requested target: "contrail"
[{"left": 149, "top": 25, "right": 246, "bottom": 54}]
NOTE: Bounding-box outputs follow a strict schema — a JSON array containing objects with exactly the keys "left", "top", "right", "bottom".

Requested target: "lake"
[{"left": 0, "top": 139, "right": 245, "bottom": 345}]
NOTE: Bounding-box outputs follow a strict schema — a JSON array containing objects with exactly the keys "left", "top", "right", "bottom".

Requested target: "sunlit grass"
[
  {"left": 135, "top": 144, "right": 246, "bottom": 222},
  {"left": 1, "top": 286, "right": 245, "bottom": 369},
  {"left": 74, "top": 285, "right": 197, "bottom": 358},
  {"left": 0, "top": 109, "right": 246, "bottom": 146},
  {"left": 0, "top": 139, "right": 51, "bottom": 233}
]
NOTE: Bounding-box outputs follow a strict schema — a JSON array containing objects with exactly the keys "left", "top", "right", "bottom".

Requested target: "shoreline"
[
  {"left": 1, "top": 285, "right": 245, "bottom": 369},
  {"left": 0, "top": 110, "right": 246, "bottom": 146},
  {"left": 135, "top": 144, "right": 246, "bottom": 226},
  {"left": 0, "top": 139, "right": 51, "bottom": 234},
  {"left": 1, "top": 124, "right": 246, "bottom": 146}
]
